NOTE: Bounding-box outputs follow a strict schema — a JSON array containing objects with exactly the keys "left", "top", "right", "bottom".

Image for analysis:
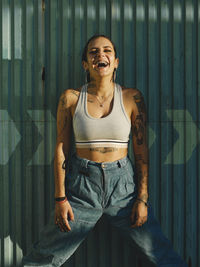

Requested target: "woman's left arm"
[{"left": 130, "top": 89, "right": 149, "bottom": 228}]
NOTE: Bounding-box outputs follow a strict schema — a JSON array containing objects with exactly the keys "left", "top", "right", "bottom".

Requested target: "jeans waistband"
[{"left": 73, "top": 154, "right": 130, "bottom": 170}]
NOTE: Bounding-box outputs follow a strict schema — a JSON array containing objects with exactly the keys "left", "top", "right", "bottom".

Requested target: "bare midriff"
[{"left": 76, "top": 147, "right": 128, "bottom": 162}]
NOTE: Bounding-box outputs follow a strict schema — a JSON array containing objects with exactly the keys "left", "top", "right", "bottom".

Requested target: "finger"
[
  {"left": 68, "top": 208, "right": 74, "bottom": 221},
  {"left": 61, "top": 222, "right": 69, "bottom": 232},
  {"left": 55, "top": 216, "right": 60, "bottom": 225},
  {"left": 57, "top": 221, "right": 66, "bottom": 232},
  {"left": 55, "top": 216, "right": 68, "bottom": 232},
  {"left": 131, "top": 218, "right": 143, "bottom": 228},
  {"left": 61, "top": 216, "right": 71, "bottom": 231},
  {"left": 63, "top": 219, "right": 71, "bottom": 231},
  {"left": 57, "top": 219, "right": 70, "bottom": 232},
  {"left": 131, "top": 222, "right": 142, "bottom": 228}
]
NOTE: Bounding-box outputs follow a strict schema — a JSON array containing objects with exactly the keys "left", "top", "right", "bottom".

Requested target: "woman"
[{"left": 23, "top": 35, "right": 187, "bottom": 266}]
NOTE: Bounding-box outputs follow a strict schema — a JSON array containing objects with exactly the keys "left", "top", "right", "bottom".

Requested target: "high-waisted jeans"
[{"left": 22, "top": 155, "right": 187, "bottom": 267}]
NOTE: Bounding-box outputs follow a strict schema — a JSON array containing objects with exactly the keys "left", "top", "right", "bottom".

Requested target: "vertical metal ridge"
[{"left": 0, "top": 0, "right": 199, "bottom": 266}]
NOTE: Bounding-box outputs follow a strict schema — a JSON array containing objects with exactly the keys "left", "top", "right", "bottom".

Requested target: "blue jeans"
[{"left": 22, "top": 155, "right": 187, "bottom": 267}]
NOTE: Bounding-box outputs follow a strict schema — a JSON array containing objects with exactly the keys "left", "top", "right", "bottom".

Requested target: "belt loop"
[
  {"left": 85, "top": 159, "right": 89, "bottom": 168},
  {"left": 80, "top": 158, "right": 89, "bottom": 169}
]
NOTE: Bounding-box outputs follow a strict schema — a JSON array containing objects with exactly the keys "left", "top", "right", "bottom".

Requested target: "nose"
[{"left": 96, "top": 49, "right": 105, "bottom": 58}]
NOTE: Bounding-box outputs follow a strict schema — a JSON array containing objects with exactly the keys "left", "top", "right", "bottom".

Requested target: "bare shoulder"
[
  {"left": 121, "top": 87, "right": 144, "bottom": 105},
  {"left": 58, "top": 87, "right": 81, "bottom": 108},
  {"left": 121, "top": 86, "right": 143, "bottom": 99},
  {"left": 121, "top": 86, "right": 146, "bottom": 115}
]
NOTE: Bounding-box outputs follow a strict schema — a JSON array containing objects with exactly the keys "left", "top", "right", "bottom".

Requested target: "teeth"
[{"left": 97, "top": 62, "right": 108, "bottom": 67}]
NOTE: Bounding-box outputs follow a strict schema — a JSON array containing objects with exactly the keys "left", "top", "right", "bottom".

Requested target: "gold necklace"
[{"left": 94, "top": 90, "right": 114, "bottom": 107}]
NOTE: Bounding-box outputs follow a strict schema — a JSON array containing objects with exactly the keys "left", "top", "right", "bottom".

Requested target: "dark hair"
[
  {"left": 82, "top": 34, "right": 118, "bottom": 82},
  {"left": 82, "top": 34, "right": 118, "bottom": 62}
]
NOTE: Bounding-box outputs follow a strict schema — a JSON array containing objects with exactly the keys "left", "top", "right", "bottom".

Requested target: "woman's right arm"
[{"left": 54, "top": 90, "right": 74, "bottom": 232}]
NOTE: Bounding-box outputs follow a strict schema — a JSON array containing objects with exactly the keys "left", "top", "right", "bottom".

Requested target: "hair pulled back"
[
  {"left": 82, "top": 34, "right": 118, "bottom": 82},
  {"left": 82, "top": 34, "right": 118, "bottom": 62}
]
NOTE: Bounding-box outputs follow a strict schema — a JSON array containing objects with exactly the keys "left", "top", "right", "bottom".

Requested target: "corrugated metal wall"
[{"left": 0, "top": 0, "right": 199, "bottom": 266}]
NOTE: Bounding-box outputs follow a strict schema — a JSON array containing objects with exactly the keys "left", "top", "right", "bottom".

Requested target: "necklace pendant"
[{"left": 100, "top": 104, "right": 103, "bottom": 107}]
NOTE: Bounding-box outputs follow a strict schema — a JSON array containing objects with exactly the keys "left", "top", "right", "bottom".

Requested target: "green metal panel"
[{"left": 0, "top": 0, "right": 199, "bottom": 266}]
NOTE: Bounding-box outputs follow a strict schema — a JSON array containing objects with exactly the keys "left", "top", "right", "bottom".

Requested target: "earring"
[
  {"left": 85, "top": 70, "right": 90, "bottom": 83},
  {"left": 113, "top": 68, "right": 117, "bottom": 82}
]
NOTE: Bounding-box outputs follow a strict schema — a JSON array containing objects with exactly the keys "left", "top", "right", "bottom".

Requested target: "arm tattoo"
[
  {"left": 60, "top": 95, "right": 67, "bottom": 109},
  {"left": 132, "top": 91, "right": 148, "bottom": 200},
  {"left": 132, "top": 115, "right": 145, "bottom": 145},
  {"left": 89, "top": 147, "right": 118, "bottom": 153},
  {"left": 132, "top": 92, "right": 146, "bottom": 146},
  {"left": 135, "top": 154, "right": 148, "bottom": 164},
  {"left": 58, "top": 95, "right": 68, "bottom": 136},
  {"left": 133, "top": 92, "right": 146, "bottom": 113},
  {"left": 135, "top": 161, "right": 148, "bottom": 201},
  {"left": 71, "top": 90, "right": 79, "bottom": 97}
]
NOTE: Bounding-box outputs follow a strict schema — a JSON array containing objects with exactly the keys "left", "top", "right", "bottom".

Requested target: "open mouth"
[{"left": 96, "top": 61, "right": 109, "bottom": 68}]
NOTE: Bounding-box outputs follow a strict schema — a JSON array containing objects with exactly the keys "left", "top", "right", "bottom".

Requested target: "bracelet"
[
  {"left": 136, "top": 198, "right": 149, "bottom": 207},
  {"left": 55, "top": 197, "right": 67, "bottom": 204},
  {"left": 55, "top": 198, "right": 67, "bottom": 204},
  {"left": 54, "top": 196, "right": 66, "bottom": 202}
]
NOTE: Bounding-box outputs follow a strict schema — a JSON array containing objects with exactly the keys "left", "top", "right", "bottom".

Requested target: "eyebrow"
[{"left": 89, "top": 46, "right": 113, "bottom": 50}]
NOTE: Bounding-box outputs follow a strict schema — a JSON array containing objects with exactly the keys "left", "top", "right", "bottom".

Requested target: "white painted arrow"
[
  {"left": 0, "top": 110, "right": 21, "bottom": 165},
  {"left": 165, "top": 109, "right": 199, "bottom": 164},
  {"left": 27, "top": 110, "right": 56, "bottom": 165}
]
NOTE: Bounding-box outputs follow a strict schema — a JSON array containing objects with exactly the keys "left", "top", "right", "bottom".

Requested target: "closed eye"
[
  {"left": 89, "top": 49, "right": 112, "bottom": 54},
  {"left": 89, "top": 50, "right": 97, "bottom": 54}
]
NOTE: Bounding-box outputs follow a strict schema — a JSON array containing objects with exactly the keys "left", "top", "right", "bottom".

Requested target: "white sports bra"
[{"left": 73, "top": 83, "right": 131, "bottom": 148}]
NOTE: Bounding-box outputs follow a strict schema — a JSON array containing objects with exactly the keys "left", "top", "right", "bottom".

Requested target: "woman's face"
[{"left": 83, "top": 37, "right": 119, "bottom": 81}]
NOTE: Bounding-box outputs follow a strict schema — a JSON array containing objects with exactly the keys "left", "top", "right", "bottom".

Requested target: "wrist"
[
  {"left": 136, "top": 198, "right": 149, "bottom": 207},
  {"left": 55, "top": 196, "right": 68, "bottom": 204},
  {"left": 137, "top": 192, "right": 148, "bottom": 201},
  {"left": 54, "top": 191, "right": 66, "bottom": 198}
]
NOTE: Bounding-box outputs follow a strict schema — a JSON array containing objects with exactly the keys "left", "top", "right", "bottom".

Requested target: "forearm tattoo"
[{"left": 132, "top": 92, "right": 148, "bottom": 200}]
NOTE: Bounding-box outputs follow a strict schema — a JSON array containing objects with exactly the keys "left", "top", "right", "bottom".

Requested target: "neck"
[{"left": 88, "top": 77, "right": 115, "bottom": 97}]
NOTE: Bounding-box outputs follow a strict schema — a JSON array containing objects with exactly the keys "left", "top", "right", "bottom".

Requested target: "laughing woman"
[{"left": 22, "top": 35, "right": 187, "bottom": 267}]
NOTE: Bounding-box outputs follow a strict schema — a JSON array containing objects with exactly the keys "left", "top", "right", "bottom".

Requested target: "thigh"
[
  {"left": 23, "top": 204, "right": 102, "bottom": 267},
  {"left": 106, "top": 204, "right": 187, "bottom": 267}
]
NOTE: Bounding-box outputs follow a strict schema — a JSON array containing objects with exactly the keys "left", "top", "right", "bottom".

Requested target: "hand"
[
  {"left": 130, "top": 200, "right": 148, "bottom": 228},
  {"left": 54, "top": 200, "right": 74, "bottom": 232}
]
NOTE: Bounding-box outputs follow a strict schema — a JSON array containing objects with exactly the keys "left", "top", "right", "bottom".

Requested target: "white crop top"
[{"left": 72, "top": 83, "right": 131, "bottom": 148}]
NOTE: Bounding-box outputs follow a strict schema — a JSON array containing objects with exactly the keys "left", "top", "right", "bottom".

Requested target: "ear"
[
  {"left": 114, "top": 58, "right": 119, "bottom": 69},
  {"left": 82, "top": 61, "right": 88, "bottom": 71}
]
